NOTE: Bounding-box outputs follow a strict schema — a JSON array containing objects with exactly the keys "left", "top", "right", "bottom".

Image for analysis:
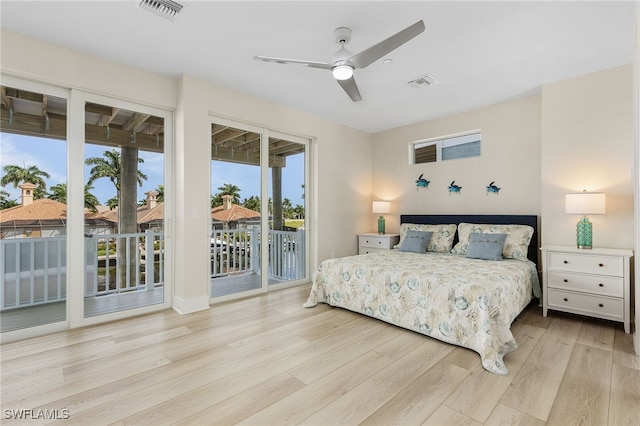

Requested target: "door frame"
[
  {"left": 208, "top": 115, "right": 311, "bottom": 303},
  {"left": 71, "top": 91, "right": 174, "bottom": 328}
]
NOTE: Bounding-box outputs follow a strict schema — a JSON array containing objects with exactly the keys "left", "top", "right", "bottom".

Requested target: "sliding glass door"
[
  {"left": 267, "top": 131, "right": 307, "bottom": 286},
  {"left": 1, "top": 77, "right": 173, "bottom": 340},
  {"left": 0, "top": 80, "right": 69, "bottom": 333},
  {"left": 209, "top": 117, "right": 309, "bottom": 300},
  {"left": 82, "top": 95, "right": 171, "bottom": 319}
]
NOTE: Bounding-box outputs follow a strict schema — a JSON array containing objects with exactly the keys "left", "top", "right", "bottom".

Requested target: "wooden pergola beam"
[
  {"left": 211, "top": 144, "right": 285, "bottom": 167},
  {"left": 1, "top": 86, "right": 12, "bottom": 110},
  {"left": 2, "top": 87, "right": 43, "bottom": 103},
  {"left": 122, "top": 112, "right": 151, "bottom": 132},
  {"left": 211, "top": 128, "right": 247, "bottom": 145},
  {"left": 1, "top": 110, "right": 165, "bottom": 153}
]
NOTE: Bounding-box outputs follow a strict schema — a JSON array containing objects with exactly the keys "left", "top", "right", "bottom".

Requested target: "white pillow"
[
  {"left": 397, "top": 223, "right": 457, "bottom": 253},
  {"left": 452, "top": 223, "right": 534, "bottom": 260}
]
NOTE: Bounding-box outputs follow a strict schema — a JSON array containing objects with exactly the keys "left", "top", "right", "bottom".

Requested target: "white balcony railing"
[
  {"left": 268, "top": 229, "right": 305, "bottom": 280},
  {"left": 1, "top": 228, "right": 304, "bottom": 311},
  {"left": 1, "top": 236, "right": 67, "bottom": 310},
  {"left": 210, "top": 228, "right": 305, "bottom": 280},
  {"left": 1, "top": 230, "right": 164, "bottom": 311},
  {"left": 84, "top": 230, "right": 164, "bottom": 297},
  {"left": 210, "top": 228, "right": 258, "bottom": 278}
]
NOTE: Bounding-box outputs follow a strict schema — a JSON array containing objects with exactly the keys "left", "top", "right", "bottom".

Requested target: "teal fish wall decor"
[
  {"left": 416, "top": 173, "right": 430, "bottom": 189},
  {"left": 448, "top": 180, "right": 462, "bottom": 195},
  {"left": 486, "top": 181, "right": 501, "bottom": 195}
]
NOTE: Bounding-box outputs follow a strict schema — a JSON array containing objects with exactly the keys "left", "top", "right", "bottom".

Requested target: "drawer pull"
[
  {"left": 598, "top": 263, "right": 604, "bottom": 267},
  {"left": 598, "top": 303, "right": 604, "bottom": 308},
  {"left": 563, "top": 260, "right": 569, "bottom": 264},
  {"left": 563, "top": 298, "right": 568, "bottom": 302},
  {"left": 563, "top": 279, "right": 568, "bottom": 283},
  {"left": 598, "top": 283, "right": 604, "bottom": 287}
]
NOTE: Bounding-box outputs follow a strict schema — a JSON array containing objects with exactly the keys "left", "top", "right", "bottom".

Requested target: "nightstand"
[
  {"left": 358, "top": 233, "right": 400, "bottom": 254},
  {"left": 541, "top": 245, "right": 633, "bottom": 333}
]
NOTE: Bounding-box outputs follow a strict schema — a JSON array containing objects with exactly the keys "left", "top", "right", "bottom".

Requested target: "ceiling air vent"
[
  {"left": 139, "top": 0, "right": 183, "bottom": 20},
  {"left": 408, "top": 74, "right": 439, "bottom": 88}
]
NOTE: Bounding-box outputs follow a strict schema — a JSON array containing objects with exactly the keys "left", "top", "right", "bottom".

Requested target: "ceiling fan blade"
[
  {"left": 253, "top": 56, "right": 332, "bottom": 70},
  {"left": 337, "top": 77, "right": 362, "bottom": 102},
  {"left": 349, "top": 20, "right": 425, "bottom": 69}
]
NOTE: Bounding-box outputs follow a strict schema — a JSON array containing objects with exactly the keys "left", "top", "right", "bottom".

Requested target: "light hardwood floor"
[{"left": 1, "top": 284, "right": 638, "bottom": 425}]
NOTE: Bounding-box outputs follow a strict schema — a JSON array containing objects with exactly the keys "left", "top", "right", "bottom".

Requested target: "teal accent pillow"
[
  {"left": 399, "top": 230, "right": 433, "bottom": 253},
  {"left": 466, "top": 232, "right": 507, "bottom": 260}
]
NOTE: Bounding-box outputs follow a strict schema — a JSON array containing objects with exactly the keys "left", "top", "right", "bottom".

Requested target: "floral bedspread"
[{"left": 303, "top": 251, "right": 540, "bottom": 375}]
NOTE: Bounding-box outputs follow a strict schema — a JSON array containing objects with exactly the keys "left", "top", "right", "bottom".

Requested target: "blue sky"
[{"left": 1, "top": 133, "right": 305, "bottom": 206}]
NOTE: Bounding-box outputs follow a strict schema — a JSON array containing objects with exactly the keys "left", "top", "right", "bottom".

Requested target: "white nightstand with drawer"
[
  {"left": 358, "top": 233, "right": 400, "bottom": 254},
  {"left": 541, "top": 245, "right": 633, "bottom": 333}
]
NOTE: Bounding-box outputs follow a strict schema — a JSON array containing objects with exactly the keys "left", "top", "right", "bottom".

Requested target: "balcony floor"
[
  {"left": 2, "top": 273, "right": 294, "bottom": 333},
  {"left": 210, "top": 273, "right": 287, "bottom": 298},
  {"left": 1, "top": 288, "right": 165, "bottom": 333}
]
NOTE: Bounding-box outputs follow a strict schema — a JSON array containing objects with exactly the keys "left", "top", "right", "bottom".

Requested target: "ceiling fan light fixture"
[{"left": 332, "top": 65, "right": 354, "bottom": 80}]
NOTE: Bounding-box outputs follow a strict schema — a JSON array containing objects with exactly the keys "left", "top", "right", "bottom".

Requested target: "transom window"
[{"left": 410, "top": 131, "right": 481, "bottom": 164}]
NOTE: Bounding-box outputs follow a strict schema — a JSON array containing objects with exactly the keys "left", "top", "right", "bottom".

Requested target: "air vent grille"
[
  {"left": 408, "top": 74, "right": 439, "bottom": 88},
  {"left": 139, "top": 0, "right": 183, "bottom": 20}
]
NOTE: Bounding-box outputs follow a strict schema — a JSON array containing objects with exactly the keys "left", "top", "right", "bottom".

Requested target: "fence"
[
  {"left": 84, "top": 230, "right": 164, "bottom": 297},
  {"left": 1, "top": 236, "right": 66, "bottom": 310},
  {"left": 1, "top": 230, "right": 164, "bottom": 310},
  {"left": 210, "top": 228, "right": 305, "bottom": 281},
  {"left": 210, "top": 228, "right": 258, "bottom": 277}
]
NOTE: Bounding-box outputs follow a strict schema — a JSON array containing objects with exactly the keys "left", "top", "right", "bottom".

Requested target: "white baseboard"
[{"left": 172, "top": 294, "right": 210, "bottom": 314}]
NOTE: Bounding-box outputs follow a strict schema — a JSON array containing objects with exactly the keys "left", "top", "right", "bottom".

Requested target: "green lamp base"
[
  {"left": 377, "top": 216, "right": 386, "bottom": 234},
  {"left": 576, "top": 216, "right": 593, "bottom": 249}
]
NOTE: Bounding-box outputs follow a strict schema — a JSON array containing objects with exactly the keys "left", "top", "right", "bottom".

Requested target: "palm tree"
[
  {"left": 293, "top": 204, "right": 305, "bottom": 219},
  {"left": 106, "top": 196, "right": 118, "bottom": 210},
  {"left": 155, "top": 184, "right": 164, "bottom": 202},
  {"left": 48, "top": 183, "right": 100, "bottom": 213},
  {"left": 83, "top": 186, "right": 100, "bottom": 213},
  {"left": 282, "top": 197, "right": 293, "bottom": 219},
  {"left": 0, "top": 163, "right": 50, "bottom": 199},
  {"left": 86, "top": 148, "right": 147, "bottom": 288},
  {"left": 211, "top": 183, "right": 241, "bottom": 207},
  {"left": 85, "top": 148, "right": 147, "bottom": 229},
  {"left": 242, "top": 195, "right": 261, "bottom": 212},
  {"left": 0, "top": 189, "right": 18, "bottom": 209},
  {"left": 85, "top": 149, "right": 147, "bottom": 196}
]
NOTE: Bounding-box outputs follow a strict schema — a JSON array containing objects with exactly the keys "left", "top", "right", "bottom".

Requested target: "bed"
[{"left": 303, "top": 214, "right": 540, "bottom": 375}]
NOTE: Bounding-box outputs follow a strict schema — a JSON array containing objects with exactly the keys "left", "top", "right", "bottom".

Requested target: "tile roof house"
[
  {"left": 0, "top": 183, "right": 116, "bottom": 239},
  {"left": 96, "top": 190, "right": 165, "bottom": 233},
  {"left": 0, "top": 183, "right": 69, "bottom": 239},
  {"left": 211, "top": 195, "right": 260, "bottom": 229}
]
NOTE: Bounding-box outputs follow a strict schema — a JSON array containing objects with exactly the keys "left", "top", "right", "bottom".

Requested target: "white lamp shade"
[
  {"left": 565, "top": 192, "right": 606, "bottom": 215},
  {"left": 372, "top": 201, "right": 391, "bottom": 214}
]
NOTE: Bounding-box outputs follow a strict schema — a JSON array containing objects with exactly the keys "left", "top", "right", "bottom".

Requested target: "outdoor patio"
[{"left": 1, "top": 228, "right": 305, "bottom": 332}]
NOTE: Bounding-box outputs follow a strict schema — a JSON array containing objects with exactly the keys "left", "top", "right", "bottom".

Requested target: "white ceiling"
[{"left": 0, "top": 1, "right": 635, "bottom": 133}]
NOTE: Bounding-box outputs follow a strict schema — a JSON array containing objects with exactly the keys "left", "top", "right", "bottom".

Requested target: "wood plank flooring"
[{"left": 1, "top": 284, "right": 638, "bottom": 425}]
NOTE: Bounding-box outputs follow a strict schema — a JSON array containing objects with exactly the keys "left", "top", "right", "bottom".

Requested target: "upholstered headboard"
[{"left": 400, "top": 214, "right": 540, "bottom": 266}]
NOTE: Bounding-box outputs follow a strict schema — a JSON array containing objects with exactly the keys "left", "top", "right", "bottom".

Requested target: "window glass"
[{"left": 411, "top": 131, "right": 481, "bottom": 164}]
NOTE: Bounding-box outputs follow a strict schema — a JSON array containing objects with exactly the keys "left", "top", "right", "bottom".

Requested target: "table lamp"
[
  {"left": 372, "top": 201, "right": 391, "bottom": 234},
  {"left": 565, "top": 191, "right": 606, "bottom": 249}
]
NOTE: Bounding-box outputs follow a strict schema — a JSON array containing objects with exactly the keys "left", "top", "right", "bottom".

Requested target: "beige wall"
[
  {"left": 0, "top": 30, "right": 177, "bottom": 110},
  {"left": 1, "top": 29, "right": 373, "bottom": 314},
  {"left": 372, "top": 95, "right": 542, "bottom": 234},
  {"left": 541, "top": 65, "right": 634, "bottom": 250},
  {"left": 371, "top": 65, "right": 634, "bottom": 252}
]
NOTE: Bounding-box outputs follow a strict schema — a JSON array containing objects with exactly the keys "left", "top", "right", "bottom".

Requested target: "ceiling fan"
[{"left": 253, "top": 20, "right": 425, "bottom": 102}]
